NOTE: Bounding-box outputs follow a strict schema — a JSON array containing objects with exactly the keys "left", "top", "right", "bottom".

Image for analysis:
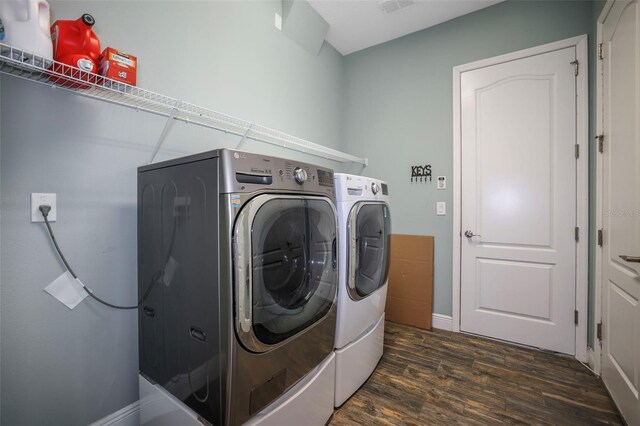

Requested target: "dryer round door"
[
  {"left": 234, "top": 194, "right": 338, "bottom": 353},
  {"left": 347, "top": 202, "right": 391, "bottom": 300}
]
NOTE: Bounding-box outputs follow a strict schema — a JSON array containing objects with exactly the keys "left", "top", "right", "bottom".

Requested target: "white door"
[
  {"left": 600, "top": 0, "right": 640, "bottom": 423},
  {"left": 460, "top": 47, "right": 578, "bottom": 354}
]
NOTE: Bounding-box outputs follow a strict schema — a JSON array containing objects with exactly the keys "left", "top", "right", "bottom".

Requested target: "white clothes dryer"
[{"left": 333, "top": 173, "right": 391, "bottom": 407}]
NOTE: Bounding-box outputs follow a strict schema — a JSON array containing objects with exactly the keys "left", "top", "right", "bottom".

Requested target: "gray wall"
[
  {"left": 0, "top": 2, "right": 346, "bottom": 425},
  {"left": 341, "top": 1, "right": 597, "bottom": 323}
]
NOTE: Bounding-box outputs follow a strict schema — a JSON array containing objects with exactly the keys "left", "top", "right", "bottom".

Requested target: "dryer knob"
[
  {"left": 293, "top": 167, "right": 307, "bottom": 184},
  {"left": 371, "top": 182, "right": 379, "bottom": 194}
]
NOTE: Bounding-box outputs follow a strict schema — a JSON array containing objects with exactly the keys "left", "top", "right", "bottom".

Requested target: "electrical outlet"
[
  {"left": 437, "top": 201, "right": 446, "bottom": 216},
  {"left": 31, "top": 193, "right": 56, "bottom": 222}
]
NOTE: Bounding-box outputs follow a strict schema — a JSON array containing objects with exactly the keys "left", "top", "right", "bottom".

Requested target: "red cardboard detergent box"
[{"left": 99, "top": 47, "right": 137, "bottom": 85}]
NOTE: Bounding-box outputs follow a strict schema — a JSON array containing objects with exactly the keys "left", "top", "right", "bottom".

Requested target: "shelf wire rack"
[{"left": 0, "top": 43, "right": 367, "bottom": 166}]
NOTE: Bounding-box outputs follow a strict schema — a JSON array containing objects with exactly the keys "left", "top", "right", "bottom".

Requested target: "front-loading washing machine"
[
  {"left": 137, "top": 149, "right": 338, "bottom": 425},
  {"left": 333, "top": 173, "right": 391, "bottom": 407}
]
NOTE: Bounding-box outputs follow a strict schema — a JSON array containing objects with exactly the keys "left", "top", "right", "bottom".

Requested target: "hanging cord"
[{"left": 39, "top": 204, "right": 163, "bottom": 310}]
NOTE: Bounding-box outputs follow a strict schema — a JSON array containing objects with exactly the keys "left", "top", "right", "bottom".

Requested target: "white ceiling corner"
[{"left": 307, "top": 0, "right": 504, "bottom": 55}]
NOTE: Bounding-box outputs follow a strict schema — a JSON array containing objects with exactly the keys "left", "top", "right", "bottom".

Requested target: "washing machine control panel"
[{"left": 221, "top": 150, "right": 335, "bottom": 197}]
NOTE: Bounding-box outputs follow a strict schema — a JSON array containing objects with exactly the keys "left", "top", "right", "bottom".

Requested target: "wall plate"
[
  {"left": 275, "top": 13, "right": 282, "bottom": 31},
  {"left": 31, "top": 193, "right": 56, "bottom": 222}
]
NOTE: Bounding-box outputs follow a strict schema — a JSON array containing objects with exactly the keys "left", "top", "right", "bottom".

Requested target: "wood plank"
[{"left": 329, "top": 321, "right": 624, "bottom": 426}]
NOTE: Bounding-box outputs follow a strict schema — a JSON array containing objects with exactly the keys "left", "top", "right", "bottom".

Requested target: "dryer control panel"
[
  {"left": 220, "top": 149, "right": 336, "bottom": 198},
  {"left": 334, "top": 173, "right": 390, "bottom": 203}
]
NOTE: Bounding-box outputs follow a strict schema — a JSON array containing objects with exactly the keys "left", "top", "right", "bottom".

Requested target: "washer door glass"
[
  {"left": 349, "top": 203, "right": 391, "bottom": 299},
  {"left": 235, "top": 196, "right": 337, "bottom": 349}
]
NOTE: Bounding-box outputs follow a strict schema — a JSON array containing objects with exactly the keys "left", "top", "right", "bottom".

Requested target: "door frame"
[
  {"left": 452, "top": 35, "right": 589, "bottom": 363},
  {"left": 593, "top": 0, "right": 621, "bottom": 377}
]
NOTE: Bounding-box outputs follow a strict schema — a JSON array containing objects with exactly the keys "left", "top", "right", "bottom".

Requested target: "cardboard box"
[
  {"left": 99, "top": 47, "right": 137, "bottom": 85},
  {"left": 386, "top": 234, "right": 434, "bottom": 330}
]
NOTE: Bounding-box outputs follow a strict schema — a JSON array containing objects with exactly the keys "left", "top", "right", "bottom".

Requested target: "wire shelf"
[{"left": 0, "top": 43, "right": 367, "bottom": 166}]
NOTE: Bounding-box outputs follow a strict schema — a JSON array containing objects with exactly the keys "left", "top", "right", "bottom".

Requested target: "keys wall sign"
[{"left": 411, "top": 165, "right": 432, "bottom": 183}]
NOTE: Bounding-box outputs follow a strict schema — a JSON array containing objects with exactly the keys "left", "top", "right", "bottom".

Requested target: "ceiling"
[{"left": 307, "top": 0, "right": 503, "bottom": 55}]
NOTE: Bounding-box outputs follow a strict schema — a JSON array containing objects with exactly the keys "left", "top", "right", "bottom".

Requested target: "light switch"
[
  {"left": 274, "top": 13, "right": 282, "bottom": 31},
  {"left": 437, "top": 201, "right": 446, "bottom": 216},
  {"left": 437, "top": 176, "right": 446, "bottom": 190}
]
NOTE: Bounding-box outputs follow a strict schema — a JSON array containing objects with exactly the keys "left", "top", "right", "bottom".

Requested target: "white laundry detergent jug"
[{"left": 0, "top": 0, "right": 53, "bottom": 64}]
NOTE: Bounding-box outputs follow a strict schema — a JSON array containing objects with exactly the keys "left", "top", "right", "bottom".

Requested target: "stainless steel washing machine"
[{"left": 137, "top": 149, "right": 338, "bottom": 425}]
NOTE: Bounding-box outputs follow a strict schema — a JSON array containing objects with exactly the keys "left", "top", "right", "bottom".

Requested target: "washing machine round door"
[
  {"left": 234, "top": 195, "right": 338, "bottom": 352},
  {"left": 347, "top": 202, "right": 391, "bottom": 300}
]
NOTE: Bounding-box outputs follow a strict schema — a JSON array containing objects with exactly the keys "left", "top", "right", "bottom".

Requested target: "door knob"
[
  {"left": 464, "top": 230, "right": 481, "bottom": 238},
  {"left": 619, "top": 255, "right": 640, "bottom": 263}
]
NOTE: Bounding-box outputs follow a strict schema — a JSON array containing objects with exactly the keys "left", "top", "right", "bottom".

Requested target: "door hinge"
[
  {"left": 596, "top": 134, "right": 604, "bottom": 153},
  {"left": 574, "top": 310, "right": 579, "bottom": 325},
  {"left": 598, "top": 43, "right": 604, "bottom": 60},
  {"left": 597, "top": 322, "right": 603, "bottom": 341},
  {"left": 598, "top": 229, "right": 603, "bottom": 247},
  {"left": 575, "top": 144, "right": 580, "bottom": 159},
  {"left": 575, "top": 227, "right": 580, "bottom": 242},
  {"left": 570, "top": 59, "right": 579, "bottom": 76}
]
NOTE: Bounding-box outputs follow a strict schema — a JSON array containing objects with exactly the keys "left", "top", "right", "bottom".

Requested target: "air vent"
[{"left": 378, "top": 0, "right": 415, "bottom": 14}]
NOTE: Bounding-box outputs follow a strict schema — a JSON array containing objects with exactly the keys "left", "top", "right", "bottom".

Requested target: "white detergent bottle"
[{"left": 0, "top": 0, "right": 53, "bottom": 63}]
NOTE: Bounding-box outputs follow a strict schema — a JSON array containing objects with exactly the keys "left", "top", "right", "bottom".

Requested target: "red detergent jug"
[{"left": 50, "top": 13, "right": 100, "bottom": 87}]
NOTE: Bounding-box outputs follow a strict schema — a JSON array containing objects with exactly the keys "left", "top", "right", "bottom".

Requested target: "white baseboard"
[
  {"left": 432, "top": 313, "right": 453, "bottom": 331},
  {"left": 89, "top": 400, "right": 141, "bottom": 426}
]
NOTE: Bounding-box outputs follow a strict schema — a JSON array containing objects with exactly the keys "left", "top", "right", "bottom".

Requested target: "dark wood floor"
[{"left": 329, "top": 321, "right": 623, "bottom": 425}]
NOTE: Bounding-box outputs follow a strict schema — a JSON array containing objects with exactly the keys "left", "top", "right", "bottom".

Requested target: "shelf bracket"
[
  {"left": 148, "top": 108, "right": 178, "bottom": 164},
  {"left": 236, "top": 124, "right": 255, "bottom": 149}
]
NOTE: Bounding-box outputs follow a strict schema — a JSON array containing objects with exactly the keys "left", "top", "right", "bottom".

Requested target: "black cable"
[
  {"left": 39, "top": 205, "right": 143, "bottom": 310},
  {"left": 41, "top": 207, "right": 79, "bottom": 280}
]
